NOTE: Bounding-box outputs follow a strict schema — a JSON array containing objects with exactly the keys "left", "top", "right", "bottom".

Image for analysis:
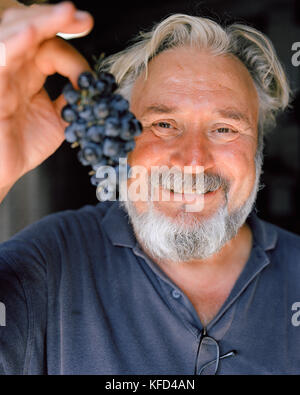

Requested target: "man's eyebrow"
[
  {"left": 142, "top": 104, "right": 253, "bottom": 127},
  {"left": 141, "top": 104, "right": 178, "bottom": 117},
  {"left": 213, "top": 108, "right": 252, "bottom": 126}
]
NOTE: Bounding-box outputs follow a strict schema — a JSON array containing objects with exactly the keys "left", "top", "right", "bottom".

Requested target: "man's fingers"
[
  {"left": 0, "top": 2, "right": 93, "bottom": 116},
  {"left": 34, "top": 36, "right": 91, "bottom": 88},
  {"left": 0, "top": 2, "right": 94, "bottom": 47},
  {"left": 0, "top": 24, "right": 36, "bottom": 70},
  {"left": 55, "top": 10, "right": 94, "bottom": 35},
  {"left": 56, "top": 29, "right": 91, "bottom": 40}
]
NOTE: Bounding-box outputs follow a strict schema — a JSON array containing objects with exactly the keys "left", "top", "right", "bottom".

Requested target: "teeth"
[{"left": 165, "top": 186, "right": 218, "bottom": 194}]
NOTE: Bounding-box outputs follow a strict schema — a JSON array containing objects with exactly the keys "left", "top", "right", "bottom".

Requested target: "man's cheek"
[
  {"left": 227, "top": 168, "right": 256, "bottom": 209},
  {"left": 129, "top": 142, "right": 166, "bottom": 168}
]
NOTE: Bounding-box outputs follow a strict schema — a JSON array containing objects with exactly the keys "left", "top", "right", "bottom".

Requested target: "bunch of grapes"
[{"left": 61, "top": 70, "right": 142, "bottom": 199}]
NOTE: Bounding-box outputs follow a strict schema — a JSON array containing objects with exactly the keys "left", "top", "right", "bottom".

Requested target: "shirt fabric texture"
[{"left": 0, "top": 200, "right": 299, "bottom": 375}]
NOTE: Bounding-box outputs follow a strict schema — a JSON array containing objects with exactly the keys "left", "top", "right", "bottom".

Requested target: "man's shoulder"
[
  {"left": 43, "top": 200, "right": 115, "bottom": 224},
  {"left": 0, "top": 200, "right": 119, "bottom": 258},
  {"left": 17, "top": 200, "right": 116, "bottom": 236},
  {"left": 258, "top": 215, "right": 300, "bottom": 258}
]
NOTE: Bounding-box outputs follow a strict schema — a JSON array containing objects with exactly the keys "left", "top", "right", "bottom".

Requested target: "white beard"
[{"left": 121, "top": 151, "right": 263, "bottom": 264}]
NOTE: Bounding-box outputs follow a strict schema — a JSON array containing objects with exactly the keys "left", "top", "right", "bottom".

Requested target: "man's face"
[{"left": 127, "top": 46, "right": 259, "bottom": 222}]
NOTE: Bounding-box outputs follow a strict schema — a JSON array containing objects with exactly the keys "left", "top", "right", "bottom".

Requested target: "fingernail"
[
  {"left": 75, "top": 10, "right": 90, "bottom": 20},
  {"left": 56, "top": 29, "right": 91, "bottom": 40}
]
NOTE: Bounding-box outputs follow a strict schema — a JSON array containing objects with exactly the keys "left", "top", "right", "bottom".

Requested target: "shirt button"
[{"left": 171, "top": 289, "right": 181, "bottom": 299}]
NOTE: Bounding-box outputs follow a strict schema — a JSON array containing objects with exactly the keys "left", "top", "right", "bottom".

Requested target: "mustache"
[{"left": 149, "top": 168, "right": 230, "bottom": 194}]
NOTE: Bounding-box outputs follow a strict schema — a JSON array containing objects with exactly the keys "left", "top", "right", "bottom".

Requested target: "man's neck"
[{"left": 137, "top": 222, "right": 253, "bottom": 326}]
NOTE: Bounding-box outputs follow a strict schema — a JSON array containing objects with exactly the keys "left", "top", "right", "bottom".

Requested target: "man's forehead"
[
  {"left": 131, "top": 47, "right": 259, "bottom": 120},
  {"left": 138, "top": 47, "right": 255, "bottom": 85}
]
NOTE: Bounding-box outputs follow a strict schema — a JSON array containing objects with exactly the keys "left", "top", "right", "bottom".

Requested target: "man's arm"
[
  {"left": 0, "top": 211, "right": 59, "bottom": 374},
  {"left": 0, "top": 2, "right": 93, "bottom": 204},
  {"left": 0, "top": 257, "right": 32, "bottom": 374}
]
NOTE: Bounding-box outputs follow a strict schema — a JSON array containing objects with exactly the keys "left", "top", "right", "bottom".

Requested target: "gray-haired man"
[{"left": 0, "top": 2, "right": 299, "bottom": 375}]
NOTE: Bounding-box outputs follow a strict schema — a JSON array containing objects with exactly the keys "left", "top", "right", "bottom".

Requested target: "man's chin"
[
  {"left": 121, "top": 195, "right": 254, "bottom": 264},
  {"left": 151, "top": 199, "right": 224, "bottom": 226},
  {"left": 123, "top": 197, "right": 231, "bottom": 263}
]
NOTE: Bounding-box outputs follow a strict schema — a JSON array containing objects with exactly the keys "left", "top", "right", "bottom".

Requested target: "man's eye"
[
  {"left": 151, "top": 121, "right": 180, "bottom": 138},
  {"left": 216, "top": 128, "right": 233, "bottom": 133},
  {"left": 209, "top": 127, "right": 239, "bottom": 142},
  {"left": 157, "top": 122, "right": 172, "bottom": 128}
]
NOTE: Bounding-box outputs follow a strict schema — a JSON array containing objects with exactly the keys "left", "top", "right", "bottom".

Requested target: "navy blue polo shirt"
[{"left": 0, "top": 200, "right": 300, "bottom": 375}]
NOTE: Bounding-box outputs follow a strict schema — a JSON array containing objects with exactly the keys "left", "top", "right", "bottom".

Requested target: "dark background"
[{"left": 1, "top": 0, "right": 300, "bottom": 241}]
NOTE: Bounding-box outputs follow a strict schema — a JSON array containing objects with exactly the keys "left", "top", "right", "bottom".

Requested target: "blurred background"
[{"left": 0, "top": 0, "right": 300, "bottom": 242}]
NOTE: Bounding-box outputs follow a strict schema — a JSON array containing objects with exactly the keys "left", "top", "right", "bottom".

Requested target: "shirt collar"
[
  {"left": 247, "top": 208, "right": 278, "bottom": 252},
  {"left": 101, "top": 201, "right": 137, "bottom": 248},
  {"left": 101, "top": 201, "right": 278, "bottom": 254}
]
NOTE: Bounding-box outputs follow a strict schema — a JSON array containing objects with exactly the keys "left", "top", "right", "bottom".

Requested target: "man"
[{"left": 0, "top": 1, "right": 299, "bottom": 375}]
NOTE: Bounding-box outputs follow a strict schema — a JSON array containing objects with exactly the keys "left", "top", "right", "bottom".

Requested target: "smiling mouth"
[
  {"left": 158, "top": 186, "right": 221, "bottom": 200},
  {"left": 164, "top": 185, "right": 220, "bottom": 195}
]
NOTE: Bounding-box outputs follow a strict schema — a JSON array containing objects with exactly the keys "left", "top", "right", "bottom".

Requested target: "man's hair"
[{"left": 99, "top": 13, "right": 291, "bottom": 141}]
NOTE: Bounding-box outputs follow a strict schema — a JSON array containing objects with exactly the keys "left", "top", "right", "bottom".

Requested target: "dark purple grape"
[
  {"left": 119, "top": 123, "right": 135, "bottom": 140},
  {"left": 87, "top": 125, "right": 105, "bottom": 143},
  {"left": 98, "top": 71, "right": 116, "bottom": 84},
  {"left": 103, "top": 138, "right": 121, "bottom": 157},
  {"left": 63, "top": 83, "right": 80, "bottom": 105},
  {"left": 80, "top": 141, "right": 103, "bottom": 165},
  {"left": 62, "top": 70, "right": 141, "bottom": 199},
  {"left": 78, "top": 71, "right": 95, "bottom": 89},
  {"left": 95, "top": 79, "right": 109, "bottom": 96},
  {"left": 87, "top": 84, "right": 100, "bottom": 98},
  {"left": 97, "top": 71, "right": 117, "bottom": 93},
  {"left": 130, "top": 119, "right": 143, "bottom": 136},
  {"left": 120, "top": 118, "right": 142, "bottom": 140},
  {"left": 77, "top": 150, "right": 90, "bottom": 166},
  {"left": 124, "top": 140, "right": 136, "bottom": 152},
  {"left": 93, "top": 100, "right": 110, "bottom": 119},
  {"left": 110, "top": 94, "right": 129, "bottom": 114},
  {"left": 104, "top": 117, "right": 120, "bottom": 137},
  {"left": 79, "top": 105, "right": 95, "bottom": 122},
  {"left": 61, "top": 105, "right": 78, "bottom": 123},
  {"left": 64, "top": 124, "right": 78, "bottom": 143},
  {"left": 118, "top": 147, "right": 128, "bottom": 159},
  {"left": 110, "top": 155, "right": 123, "bottom": 165},
  {"left": 92, "top": 158, "right": 109, "bottom": 171},
  {"left": 72, "top": 119, "right": 88, "bottom": 139}
]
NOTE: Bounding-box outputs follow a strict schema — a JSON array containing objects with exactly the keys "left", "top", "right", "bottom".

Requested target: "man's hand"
[
  {"left": 0, "top": 1, "right": 94, "bottom": 199},
  {"left": 0, "top": 0, "right": 26, "bottom": 18}
]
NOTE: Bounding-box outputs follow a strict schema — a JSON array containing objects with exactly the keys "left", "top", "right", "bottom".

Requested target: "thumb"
[
  {"left": 56, "top": 10, "right": 93, "bottom": 40},
  {"left": 56, "top": 29, "right": 92, "bottom": 40},
  {"left": 35, "top": 36, "right": 91, "bottom": 88}
]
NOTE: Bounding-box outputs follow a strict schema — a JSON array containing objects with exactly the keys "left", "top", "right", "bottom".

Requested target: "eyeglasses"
[{"left": 194, "top": 328, "right": 236, "bottom": 375}]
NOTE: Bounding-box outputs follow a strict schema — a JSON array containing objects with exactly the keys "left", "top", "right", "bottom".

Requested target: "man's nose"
[{"left": 168, "top": 133, "right": 214, "bottom": 169}]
